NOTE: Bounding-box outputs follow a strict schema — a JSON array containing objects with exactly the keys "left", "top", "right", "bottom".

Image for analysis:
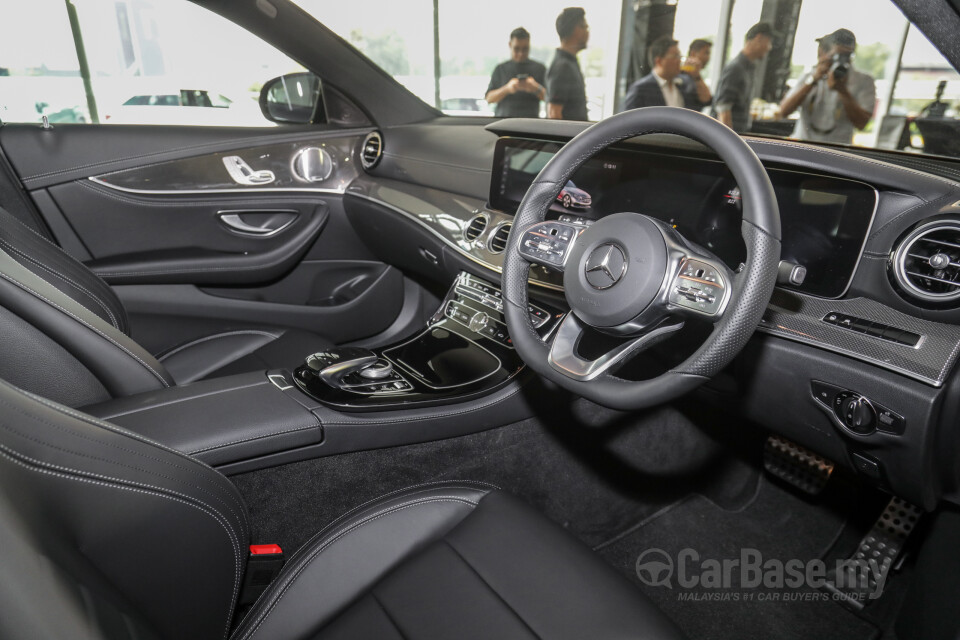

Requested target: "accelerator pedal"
[{"left": 825, "top": 496, "right": 922, "bottom": 609}]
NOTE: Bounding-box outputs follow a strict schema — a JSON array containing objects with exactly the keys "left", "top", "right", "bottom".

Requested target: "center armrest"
[{"left": 82, "top": 372, "right": 322, "bottom": 467}]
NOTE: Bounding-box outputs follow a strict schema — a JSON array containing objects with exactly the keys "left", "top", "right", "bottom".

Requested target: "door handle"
[
  {"left": 222, "top": 155, "right": 275, "bottom": 186},
  {"left": 218, "top": 210, "right": 298, "bottom": 236}
]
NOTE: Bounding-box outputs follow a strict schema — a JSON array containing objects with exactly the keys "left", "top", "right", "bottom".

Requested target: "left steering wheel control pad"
[{"left": 563, "top": 213, "right": 667, "bottom": 329}]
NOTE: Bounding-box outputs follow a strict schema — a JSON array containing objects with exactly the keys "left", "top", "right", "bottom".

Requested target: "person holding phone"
[{"left": 486, "top": 27, "right": 547, "bottom": 118}]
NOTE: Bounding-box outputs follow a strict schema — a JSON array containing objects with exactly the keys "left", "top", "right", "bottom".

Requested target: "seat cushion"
[
  {"left": 158, "top": 328, "right": 333, "bottom": 384},
  {"left": 231, "top": 482, "right": 685, "bottom": 640}
]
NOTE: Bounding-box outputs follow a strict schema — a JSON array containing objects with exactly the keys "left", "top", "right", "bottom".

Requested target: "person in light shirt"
[
  {"left": 623, "top": 36, "right": 686, "bottom": 110},
  {"left": 779, "top": 28, "right": 876, "bottom": 144}
]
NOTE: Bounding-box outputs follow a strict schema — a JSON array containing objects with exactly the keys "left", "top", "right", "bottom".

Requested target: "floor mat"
[
  {"left": 233, "top": 400, "right": 760, "bottom": 553},
  {"left": 596, "top": 475, "right": 883, "bottom": 640}
]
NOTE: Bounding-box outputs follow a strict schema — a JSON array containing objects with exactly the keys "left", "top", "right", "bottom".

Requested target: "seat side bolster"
[
  {"left": 232, "top": 483, "right": 494, "bottom": 640},
  {"left": 0, "top": 246, "right": 173, "bottom": 398}
]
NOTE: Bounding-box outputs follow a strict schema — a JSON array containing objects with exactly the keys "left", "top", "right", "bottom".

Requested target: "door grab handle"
[
  {"left": 218, "top": 211, "right": 297, "bottom": 236},
  {"left": 222, "top": 155, "right": 275, "bottom": 186}
]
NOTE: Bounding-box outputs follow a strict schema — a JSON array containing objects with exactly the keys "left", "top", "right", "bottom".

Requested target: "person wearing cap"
[
  {"left": 779, "top": 29, "right": 876, "bottom": 144},
  {"left": 712, "top": 22, "right": 775, "bottom": 133}
]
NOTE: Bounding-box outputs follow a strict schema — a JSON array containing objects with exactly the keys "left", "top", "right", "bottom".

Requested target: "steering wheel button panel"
[
  {"left": 517, "top": 222, "right": 583, "bottom": 268},
  {"left": 670, "top": 258, "right": 726, "bottom": 316}
]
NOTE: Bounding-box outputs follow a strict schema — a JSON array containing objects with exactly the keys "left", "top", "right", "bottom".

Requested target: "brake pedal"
[
  {"left": 825, "top": 496, "right": 923, "bottom": 609},
  {"left": 763, "top": 435, "right": 834, "bottom": 495}
]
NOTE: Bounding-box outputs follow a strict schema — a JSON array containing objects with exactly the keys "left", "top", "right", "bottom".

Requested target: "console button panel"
[{"left": 822, "top": 312, "right": 922, "bottom": 347}]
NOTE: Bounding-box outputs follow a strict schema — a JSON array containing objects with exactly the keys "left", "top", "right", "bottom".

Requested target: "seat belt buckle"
[{"left": 239, "top": 544, "right": 285, "bottom": 605}]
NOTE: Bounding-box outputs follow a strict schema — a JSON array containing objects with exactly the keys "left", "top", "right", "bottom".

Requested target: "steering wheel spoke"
[
  {"left": 547, "top": 313, "right": 684, "bottom": 382},
  {"left": 515, "top": 220, "right": 585, "bottom": 272}
]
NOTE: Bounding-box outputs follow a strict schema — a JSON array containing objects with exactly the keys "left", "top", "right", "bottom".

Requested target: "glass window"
[{"left": 0, "top": 0, "right": 306, "bottom": 126}]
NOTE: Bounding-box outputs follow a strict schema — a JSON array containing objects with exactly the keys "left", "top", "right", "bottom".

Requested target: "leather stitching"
[
  {"left": 234, "top": 497, "right": 480, "bottom": 640},
  {"left": 92, "top": 380, "right": 268, "bottom": 420},
  {"left": 20, "top": 389, "right": 249, "bottom": 528},
  {"left": 158, "top": 330, "right": 280, "bottom": 362},
  {"left": 0, "top": 236, "right": 121, "bottom": 330},
  {"left": 0, "top": 270, "right": 170, "bottom": 387},
  {"left": 0, "top": 392, "right": 249, "bottom": 532},
  {"left": 187, "top": 422, "right": 319, "bottom": 455},
  {"left": 0, "top": 445, "right": 242, "bottom": 640}
]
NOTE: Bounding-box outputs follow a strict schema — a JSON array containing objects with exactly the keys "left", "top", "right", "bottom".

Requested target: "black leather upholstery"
[
  {"left": 159, "top": 328, "right": 333, "bottom": 385},
  {"left": 234, "top": 483, "right": 686, "bottom": 640},
  {"left": 0, "top": 379, "right": 685, "bottom": 640},
  {"left": 0, "top": 205, "right": 332, "bottom": 403}
]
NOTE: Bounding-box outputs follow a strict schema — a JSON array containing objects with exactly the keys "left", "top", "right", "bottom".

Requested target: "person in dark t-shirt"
[
  {"left": 547, "top": 7, "right": 589, "bottom": 121},
  {"left": 711, "top": 22, "right": 774, "bottom": 133},
  {"left": 485, "top": 27, "right": 547, "bottom": 118}
]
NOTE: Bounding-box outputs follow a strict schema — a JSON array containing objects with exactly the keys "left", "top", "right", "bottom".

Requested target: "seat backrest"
[
  {"left": 0, "top": 205, "right": 173, "bottom": 405},
  {"left": 0, "top": 379, "right": 248, "bottom": 640}
]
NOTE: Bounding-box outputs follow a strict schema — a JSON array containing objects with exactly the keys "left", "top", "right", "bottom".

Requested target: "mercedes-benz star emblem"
[{"left": 584, "top": 243, "right": 627, "bottom": 290}]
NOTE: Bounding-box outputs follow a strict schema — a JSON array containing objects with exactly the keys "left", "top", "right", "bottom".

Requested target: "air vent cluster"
[
  {"left": 893, "top": 220, "right": 960, "bottom": 304},
  {"left": 489, "top": 223, "right": 512, "bottom": 253},
  {"left": 465, "top": 214, "right": 487, "bottom": 241},
  {"left": 360, "top": 131, "right": 383, "bottom": 170}
]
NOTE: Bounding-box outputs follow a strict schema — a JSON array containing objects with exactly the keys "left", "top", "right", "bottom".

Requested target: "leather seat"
[
  {"left": 0, "top": 205, "right": 332, "bottom": 406},
  {"left": 0, "top": 379, "right": 685, "bottom": 640}
]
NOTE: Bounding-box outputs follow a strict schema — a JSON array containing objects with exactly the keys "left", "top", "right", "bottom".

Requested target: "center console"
[{"left": 293, "top": 272, "right": 564, "bottom": 410}]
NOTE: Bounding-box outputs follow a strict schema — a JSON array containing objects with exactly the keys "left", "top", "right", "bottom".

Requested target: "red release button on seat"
[{"left": 249, "top": 544, "right": 283, "bottom": 555}]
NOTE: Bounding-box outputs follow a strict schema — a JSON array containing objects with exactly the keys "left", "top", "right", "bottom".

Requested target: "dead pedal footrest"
[
  {"left": 763, "top": 435, "right": 835, "bottom": 495},
  {"left": 825, "top": 496, "right": 922, "bottom": 609}
]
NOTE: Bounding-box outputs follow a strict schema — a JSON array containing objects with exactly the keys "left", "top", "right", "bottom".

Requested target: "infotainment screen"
[{"left": 490, "top": 137, "right": 876, "bottom": 299}]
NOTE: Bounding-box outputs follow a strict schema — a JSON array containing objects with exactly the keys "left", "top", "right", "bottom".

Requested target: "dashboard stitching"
[{"left": 867, "top": 192, "right": 960, "bottom": 243}]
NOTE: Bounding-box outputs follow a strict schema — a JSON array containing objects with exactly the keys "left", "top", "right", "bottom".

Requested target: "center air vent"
[
  {"left": 892, "top": 219, "right": 960, "bottom": 304},
  {"left": 360, "top": 131, "right": 382, "bottom": 170},
  {"left": 489, "top": 223, "right": 512, "bottom": 253},
  {"left": 464, "top": 214, "right": 488, "bottom": 242}
]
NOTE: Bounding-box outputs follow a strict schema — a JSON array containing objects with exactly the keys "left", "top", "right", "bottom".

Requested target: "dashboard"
[
  {"left": 343, "top": 118, "right": 960, "bottom": 510},
  {"left": 490, "top": 137, "right": 878, "bottom": 299}
]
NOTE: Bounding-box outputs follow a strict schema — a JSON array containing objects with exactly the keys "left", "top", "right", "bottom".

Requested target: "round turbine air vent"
[
  {"left": 464, "top": 214, "right": 488, "bottom": 242},
  {"left": 892, "top": 219, "right": 960, "bottom": 304},
  {"left": 488, "top": 223, "right": 512, "bottom": 253},
  {"left": 360, "top": 131, "right": 383, "bottom": 170}
]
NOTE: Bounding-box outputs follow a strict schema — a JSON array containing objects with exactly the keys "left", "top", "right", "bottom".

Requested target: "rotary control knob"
[
  {"left": 838, "top": 394, "right": 876, "bottom": 434},
  {"left": 359, "top": 360, "right": 394, "bottom": 380},
  {"left": 468, "top": 311, "right": 491, "bottom": 333}
]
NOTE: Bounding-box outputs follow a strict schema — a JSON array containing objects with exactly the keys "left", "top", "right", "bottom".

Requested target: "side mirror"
[{"left": 259, "top": 72, "right": 322, "bottom": 124}]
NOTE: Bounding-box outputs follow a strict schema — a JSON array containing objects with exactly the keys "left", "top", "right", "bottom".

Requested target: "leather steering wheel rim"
[{"left": 501, "top": 107, "right": 782, "bottom": 411}]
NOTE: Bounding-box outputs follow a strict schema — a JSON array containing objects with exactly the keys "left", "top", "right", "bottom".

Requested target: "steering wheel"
[{"left": 502, "top": 107, "right": 781, "bottom": 411}]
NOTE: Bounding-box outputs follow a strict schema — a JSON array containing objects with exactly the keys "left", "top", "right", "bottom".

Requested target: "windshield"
[{"left": 297, "top": 0, "right": 960, "bottom": 161}]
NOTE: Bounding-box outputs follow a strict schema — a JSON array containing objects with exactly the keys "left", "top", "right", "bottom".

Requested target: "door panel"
[{"left": 0, "top": 124, "right": 408, "bottom": 350}]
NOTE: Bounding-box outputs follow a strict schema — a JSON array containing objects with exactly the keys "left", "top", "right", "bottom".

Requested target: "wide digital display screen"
[{"left": 490, "top": 138, "right": 876, "bottom": 298}]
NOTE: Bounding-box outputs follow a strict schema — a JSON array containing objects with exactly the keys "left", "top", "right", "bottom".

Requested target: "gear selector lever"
[{"left": 305, "top": 348, "right": 379, "bottom": 388}]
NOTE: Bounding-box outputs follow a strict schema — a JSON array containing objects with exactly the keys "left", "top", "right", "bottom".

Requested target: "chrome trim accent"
[
  {"left": 88, "top": 176, "right": 345, "bottom": 196},
  {"left": 267, "top": 374, "right": 293, "bottom": 390},
  {"left": 487, "top": 222, "right": 512, "bottom": 254},
  {"left": 548, "top": 313, "right": 684, "bottom": 381},
  {"left": 360, "top": 131, "right": 383, "bottom": 170},
  {"left": 346, "top": 192, "right": 564, "bottom": 292},
  {"left": 464, "top": 212, "right": 489, "bottom": 244},
  {"left": 216, "top": 210, "right": 297, "bottom": 237},
  {"left": 892, "top": 219, "right": 960, "bottom": 303},
  {"left": 291, "top": 146, "right": 334, "bottom": 183}
]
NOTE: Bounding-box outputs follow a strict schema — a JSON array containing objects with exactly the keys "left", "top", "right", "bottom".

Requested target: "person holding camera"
[
  {"left": 485, "top": 27, "right": 547, "bottom": 118},
  {"left": 779, "top": 29, "right": 876, "bottom": 144}
]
